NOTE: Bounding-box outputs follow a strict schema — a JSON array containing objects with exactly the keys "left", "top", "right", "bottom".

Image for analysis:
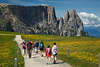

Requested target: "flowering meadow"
[
  {"left": 22, "top": 34, "right": 100, "bottom": 67},
  {"left": 0, "top": 34, "right": 24, "bottom": 67}
]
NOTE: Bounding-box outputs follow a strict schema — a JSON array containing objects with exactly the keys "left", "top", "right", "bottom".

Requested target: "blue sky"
[{"left": 0, "top": 0, "right": 100, "bottom": 17}]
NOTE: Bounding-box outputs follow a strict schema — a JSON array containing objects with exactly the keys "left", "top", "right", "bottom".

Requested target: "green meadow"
[
  {"left": 0, "top": 31, "right": 100, "bottom": 67},
  {"left": 22, "top": 34, "right": 100, "bottom": 67},
  {"left": 0, "top": 32, "right": 24, "bottom": 67}
]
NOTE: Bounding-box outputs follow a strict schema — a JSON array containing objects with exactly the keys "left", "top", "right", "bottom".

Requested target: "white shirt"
[{"left": 52, "top": 45, "right": 58, "bottom": 55}]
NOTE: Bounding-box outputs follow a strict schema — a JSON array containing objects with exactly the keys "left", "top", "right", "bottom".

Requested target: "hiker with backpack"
[
  {"left": 34, "top": 40, "right": 39, "bottom": 54},
  {"left": 39, "top": 41, "right": 44, "bottom": 57},
  {"left": 46, "top": 44, "right": 52, "bottom": 64},
  {"left": 22, "top": 40, "right": 26, "bottom": 55},
  {"left": 52, "top": 43, "right": 58, "bottom": 64},
  {"left": 27, "top": 40, "right": 33, "bottom": 58}
]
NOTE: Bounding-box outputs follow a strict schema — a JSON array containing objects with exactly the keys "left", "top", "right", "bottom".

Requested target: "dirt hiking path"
[{"left": 15, "top": 35, "right": 72, "bottom": 67}]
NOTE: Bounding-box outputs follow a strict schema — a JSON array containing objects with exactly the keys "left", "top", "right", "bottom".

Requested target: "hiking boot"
[
  {"left": 53, "top": 60, "right": 56, "bottom": 64},
  {"left": 46, "top": 63, "right": 48, "bottom": 64},
  {"left": 29, "top": 54, "right": 31, "bottom": 58},
  {"left": 41, "top": 54, "right": 43, "bottom": 57}
]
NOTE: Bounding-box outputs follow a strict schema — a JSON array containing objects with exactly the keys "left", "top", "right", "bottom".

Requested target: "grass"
[
  {"left": 0, "top": 31, "right": 100, "bottom": 67},
  {"left": 0, "top": 34, "right": 24, "bottom": 67},
  {"left": 22, "top": 34, "right": 100, "bottom": 67},
  {"left": 0, "top": 31, "right": 22, "bottom": 35}
]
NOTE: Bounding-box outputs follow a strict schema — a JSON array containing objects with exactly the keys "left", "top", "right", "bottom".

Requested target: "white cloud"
[{"left": 78, "top": 12, "right": 100, "bottom": 27}]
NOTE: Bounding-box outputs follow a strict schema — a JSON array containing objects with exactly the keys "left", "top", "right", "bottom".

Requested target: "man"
[{"left": 27, "top": 40, "right": 33, "bottom": 58}]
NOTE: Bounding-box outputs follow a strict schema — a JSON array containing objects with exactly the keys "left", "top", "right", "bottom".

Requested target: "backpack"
[
  {"left": 35, "top": 42, "right": 39, "bottom": 47},
  {"left": 53, "top": 47, "right": 58, "bottom": 55},
  {"left": 22, "top": 42, "right": 26, "bottom": 49},
  {"left": 48, "top": 48, "right": 51, "bottom": 54},
  {"left": 27, "top": 42, "right": 32, "bottom": 49},
  {"left": 40, "top": 43, "right": 44, "bottom": 48}
]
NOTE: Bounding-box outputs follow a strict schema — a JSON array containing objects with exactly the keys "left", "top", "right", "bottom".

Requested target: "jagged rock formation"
[
  {"left": 0, "top": 4, "right": 87, "bottom": 36},
  {"left": 59, "top": 17, "right": 64, "bottom": 36},
  {"left": 58, "top": 9, "right": 85, "bottom": 36}
]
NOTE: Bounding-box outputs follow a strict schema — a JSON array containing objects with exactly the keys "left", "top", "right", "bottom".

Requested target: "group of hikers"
[{"left": 21, "top": 40, "right": 58, "bottom": 64}]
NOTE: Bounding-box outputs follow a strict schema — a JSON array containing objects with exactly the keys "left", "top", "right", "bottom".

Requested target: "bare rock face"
[
  {"left": 0, "top": 5, "right": 58, "bottom": 34},
  {"left": 69, "top": 9, "right": 84, "bottom": 36},
  {"left": 62, "top": 10, "right": 70, "bottom": 36},
  {"left": 0, "top": 4, "right": 87, "bottom": 36},
  {"left": 58, "top": 9, "right": 85, "bottom": 36},
  {"left": 58, "top": 17, "right": 64, "bottom": 36},
  {"left": 64, "top": 10, "right": 69, "bottom": 23}
]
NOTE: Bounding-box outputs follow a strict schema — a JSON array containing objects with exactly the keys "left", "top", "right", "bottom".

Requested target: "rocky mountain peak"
[
  {"left": 70, "top": 9, "right": 76, "bottom": 15},
  {"left": 65, "top": 10, "right": 69, "bottom": 15},
  {"left": 64, "top": 10, "right": 69, "bottom": 23},
  {"left": 58, "top": 9, "right": 87, "bottom": 36},
  {"left": 0, "top": 4, "right": 87, "bottom": 36},
  {"left": 47, "top": 6, "right": 57, "bottom": 24}
]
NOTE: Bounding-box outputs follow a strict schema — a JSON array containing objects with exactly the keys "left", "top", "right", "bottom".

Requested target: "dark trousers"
[{"left": 28, "top": 48, "right": 32, "bottom": 58}]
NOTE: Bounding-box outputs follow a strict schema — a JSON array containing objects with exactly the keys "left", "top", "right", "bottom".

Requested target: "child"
[
  {"left": 52, "top": 43, "right": 58, "bottom": 64},
  {"left": 46, "top": 44, "right": 52, "bottom": 64}
]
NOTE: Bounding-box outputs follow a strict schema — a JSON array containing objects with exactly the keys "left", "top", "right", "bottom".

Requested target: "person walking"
[
  {"left": 32, "top": 41, "right": 35, "bottom": 55},
  {"left": 46, "top": 44, "right": 52, "bottom": 64},
  {"left": 39, "top": 41, "right": 44, "bottom": 57},
  {"left": 26, "top": 40, "right": 30, "bottom": 56},
  {"left": 27, "top": 40, "right": 33, "bottom": 58},
  {"left": 22, "top": 40, "right": 27, "bottom": 55},
  {"left": 52, "top": 43, "right": 58, "bottom": 64},
  {"left": 34, "top": 40, "right": 39, "bottom": 54}
]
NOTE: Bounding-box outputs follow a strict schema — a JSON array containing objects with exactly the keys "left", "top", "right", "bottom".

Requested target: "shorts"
[
  {"left": 40, "top": 48, "right": 44, "bottom": 50},
  {"left": 47, "top": 54, "right": 51, "bottom": 58},
  {"left": 53, "top": 53, "right": 58, "bottom": 56}
]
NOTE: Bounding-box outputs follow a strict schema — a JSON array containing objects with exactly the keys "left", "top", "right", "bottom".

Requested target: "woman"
[
  {"left": 39, "top": 41, "right": 44, "bottom": 57},
  {"left": 22, "top": 40, "right": 26, "bottom": 55},
  {"left": 46, "top": 44, "right": 52, "bottom": 64}
]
